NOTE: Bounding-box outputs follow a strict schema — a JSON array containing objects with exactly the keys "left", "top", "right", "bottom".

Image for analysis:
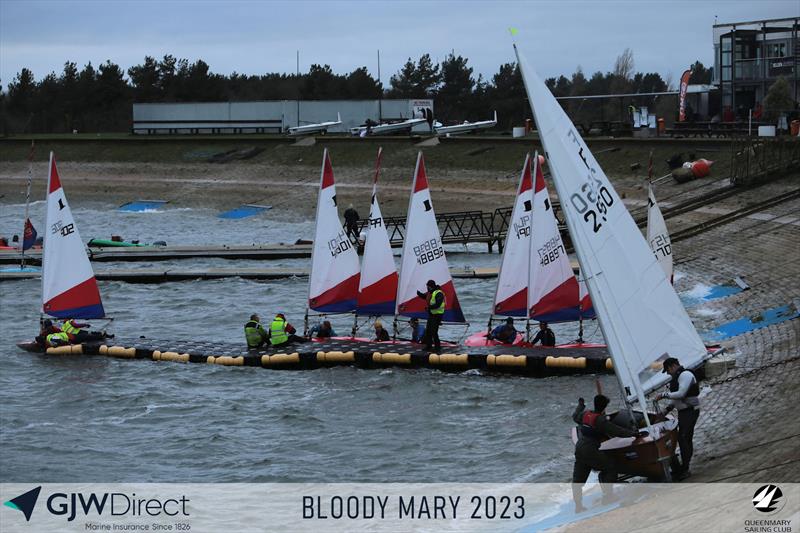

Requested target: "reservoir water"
[{"left": 1, "top": 201, "right": 626, "bottom": 483}]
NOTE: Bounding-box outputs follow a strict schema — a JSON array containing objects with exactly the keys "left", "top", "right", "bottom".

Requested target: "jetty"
[
  {"left": 0, "top": 266, "right": 502, "bottom": 282},
  {"left": 24, "top": 338, "right": 613, "bottom": 377}
]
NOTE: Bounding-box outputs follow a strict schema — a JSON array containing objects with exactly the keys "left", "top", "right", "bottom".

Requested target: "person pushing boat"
[
  {"left": 657, "top": 357, "right": 701, "bottom": 480},
  {"left": 571, "top": 394, "right": 645, "bottom": 513}
]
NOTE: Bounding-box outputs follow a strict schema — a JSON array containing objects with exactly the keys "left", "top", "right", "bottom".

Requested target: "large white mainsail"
[
  {"left": 647, "top": 185, "right": 674, "bottom": 283},
  {"left": 514, "top": 44, "right": 707, "bottom": 404},
  {"left": 492, "top": 153, "right": 533, "bottom": 316}
]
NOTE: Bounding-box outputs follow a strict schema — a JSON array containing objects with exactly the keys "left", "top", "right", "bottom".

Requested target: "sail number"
[
  {"left": 537, "top": 235, "right": 566, "bottom": 266},
  {"left": 512, "top": 214, "right": 531, "bottom": 240},
  {"left": 650, "top": 234, "right": 672, "bottom": 259},
  {"left": 50, "top": 220, "right": 74, "bottom": 237},
  {"left": 414, "top": 238, "right": 444, "bottom": 265},
  {"left": 569, "top": 185, "right": 614, "bottom": 233},
  {"left": 328, "top": 231, "right": 352, "bottom": 258}
]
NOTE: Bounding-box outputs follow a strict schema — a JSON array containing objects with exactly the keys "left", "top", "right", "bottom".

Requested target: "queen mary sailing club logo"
[
  {"left": 752, "top": 485, "right": 786, "bottom": 514},
  {"left": 4, "top": 486, "right": 42, "bottom": 521}
]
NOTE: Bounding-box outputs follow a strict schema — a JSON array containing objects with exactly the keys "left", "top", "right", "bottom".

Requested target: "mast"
[{"left": 21, "top": 141, "right": 34, "bottom": 270}]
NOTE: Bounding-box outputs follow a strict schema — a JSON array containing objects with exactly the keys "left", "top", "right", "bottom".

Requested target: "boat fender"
[
  {"left": 262, "top": 353, "right": 300, "bottom": 366},
  {"left": 214, "top": 356, "right": 244, "bottom": 366},
  {"left": 545, "top": 356, "right": 586, "bottom": 369},
  {"left": 317, "top": 351, "right": 355, "bottom": 362},
  {"left": 605, "top": 358, "right": 614, "bottom": 370},
  {"left": 206, "top": 356, "right": 216, "bottom": 364},
  {"left": 99, "top": 345, "right": 109, "bottom": 355},
  {"left": 107, "top": 346, "right": 136, "bottom": 358},
  {"left": 491, "top": 354, "right": 526, "bottom": 367},
  {"left": 372, "top": 352, "right": 411, "bottom": 364},
  {"left": 46, "top": 345, "right": 75, "bottom": 356},
  {"left": 430, "top": 353, "right": 468, "bottom": 365}
]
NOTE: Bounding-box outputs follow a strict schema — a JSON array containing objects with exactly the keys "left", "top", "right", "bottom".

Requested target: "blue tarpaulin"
[
  {"left": 218, "top": 204, "right": 272, "bottom": 219},
  {"left": 702, "top": 304, "right": 799, "bottom": 342},
  {"left": 119, "top": 200, "right": 169, "bottom": 212},
  {"left": 680, "top": 278, "right": 749, "bottom": 307}
]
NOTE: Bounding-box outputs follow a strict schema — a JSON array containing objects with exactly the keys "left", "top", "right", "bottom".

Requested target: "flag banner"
[
  {"left": 678, "top": 69, "right": 692, "bottom": 122},
  {"left": 22, "top": 218, "right": 37, "bottom": 250},
  {"left": 0, "top": 483, "right": 795, "bottom": 532}
]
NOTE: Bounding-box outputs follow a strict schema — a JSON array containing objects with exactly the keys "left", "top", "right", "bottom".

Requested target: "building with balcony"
[{"left": 713, "top": 16, "right": 799, "bottom": 118}]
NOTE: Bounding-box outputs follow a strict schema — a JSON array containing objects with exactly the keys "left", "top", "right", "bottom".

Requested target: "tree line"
[{"left": 1, "top": 50, "right": 712, "bottom": 134}]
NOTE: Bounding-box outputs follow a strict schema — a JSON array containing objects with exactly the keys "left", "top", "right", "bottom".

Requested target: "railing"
[{"left": 730, "top": 137, "right": 800, "bottom": 186}]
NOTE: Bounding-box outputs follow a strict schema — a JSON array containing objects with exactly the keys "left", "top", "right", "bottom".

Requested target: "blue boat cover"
[
  {"left": 119, "top": 200, "right": 168, "bottom": 212},
  {"left": 218, "top": 204, "right": 272, "bottom": 219},
  {"left": 703, "top": 304, "right": 799, "bottom": 341}
]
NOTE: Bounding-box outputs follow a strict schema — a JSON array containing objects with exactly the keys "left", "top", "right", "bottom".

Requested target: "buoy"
[
  {"left": 46, "top": 345, "right": 74, "bottom": 355},
  {"left": 492, "top": 354, "right": 526, "bottom": 367},
  {"left": 206, "top": 356, "right": 216, "bottom": 364},
  {"left": 317, "top": 351, "right": 354, "bottom": 362},
  {"left": 605, "top": 358, "right": 614, "bottom": 370},
  {"left": 107, "top": 346, "right": 136, "bottom": 358},
  {"left": 99, "top": 345, "right": 109, "bottom": 355},
  {"left": 430, "top": 353, "right": 468, "bottom": 365},
  {"left": 261, "top": 353, "right": 300, "bottom": 365},
  {"left": 546, "top": 356, "right": 586, "bottom": 369}
]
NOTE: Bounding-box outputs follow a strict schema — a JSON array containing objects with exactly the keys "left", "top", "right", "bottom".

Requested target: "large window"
[{"left": 766, "top": 42, "right": 787, "bottom": 58}]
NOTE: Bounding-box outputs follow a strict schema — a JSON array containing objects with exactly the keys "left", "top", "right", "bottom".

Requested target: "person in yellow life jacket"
[
  {"left": 36, "top": 319, "right": 62, "bottom": 348},
  {"left": 244, "top": 314, "right": 269, "bottom": 349},
  {"left": 46, "top": 331, "right": 70, "bottom": 347},
  {"left": 269, "top": 313, "right": 308, "bottom": 347},
  {"left": 416, "top": 279, "right": 445, "bottom": 352},
  {"left": 571, "top": 394, "right": 645, "bottom": 513},
  {"left": 62, "top": 318, "right": 111, "bottom": 343}
]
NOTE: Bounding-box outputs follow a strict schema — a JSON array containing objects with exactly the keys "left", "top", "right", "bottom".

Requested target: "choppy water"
[{"left": 1, "top": 200, "right": 619, "bottom": 483}]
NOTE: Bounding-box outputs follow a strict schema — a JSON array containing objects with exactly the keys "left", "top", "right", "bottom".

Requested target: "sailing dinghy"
[
  {"left": 465, "top": 153, "right": 599, "bottom": 348},
  {"left": 306, "top": 149, "right": 361, "bottom": 321},
  {"left": 356, "top": 148, "right": 399, "bottom": 317},
  {"left": 17, "top": 153, "right": 108, "bottom": 352},
  {"left": 396, "top": 152, "right": 465, "bottom": 326},
  {"left": 515, "top": 42, "right": 713, "bottom": 479}
]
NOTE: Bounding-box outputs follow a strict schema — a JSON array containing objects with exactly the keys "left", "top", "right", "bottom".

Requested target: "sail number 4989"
[{"left": 570, "top": 185, "right": 614, "bottom": 233}]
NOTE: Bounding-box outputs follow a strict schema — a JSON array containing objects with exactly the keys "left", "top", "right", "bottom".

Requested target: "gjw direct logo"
[
  {"left": 752, "top": 485, "right": 786, "bottom": 514},
  {"left": 4, "top": 487, "right": 190, "bottom": 522}
]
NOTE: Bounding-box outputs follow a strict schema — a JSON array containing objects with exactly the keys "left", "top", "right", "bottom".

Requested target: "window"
[{"left": 766, "top": 42, "right": 786, "bottom": 58}]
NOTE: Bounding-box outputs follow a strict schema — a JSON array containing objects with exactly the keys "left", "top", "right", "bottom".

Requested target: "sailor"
[
  {"left": 244, "top": 314, "right": 269, "bottom": 349},
  {"left": 409, "top": 317, "right": 425, "bottom": 343},
  {"left": 269, "top": 313, "right": 307, "bottom": 347},
  {"left": 489, "top": 317, "right": 518, "bottom": 344},
  {"left": 343, "top": 204, "right": 360, "bottom": 242},
  {"left": 571, "top": 394, "right": 644, "bottom": 513},
  {"left": 62, "top": 318, "right": 109, "bottom": 343},
  {"left": 417, "top": 279, "right": 445, "bottom": 352},
  {"left": 373, "top": 320, "right": 390, "bottom": 342},
  {"left": 309, "top": 320, "right": 336, "bottom": 339},
  {"left": 657, "top": 357, "right": 700, "bottom": 480},
  {"left": 46, "top": 331, "right": 70, "bottom": 347},
  {"left": 530, "top": 321, "right": 556, "bottom": 346},
  {"left": 36, "top": 319, "right": 62, "bottom": 348}
]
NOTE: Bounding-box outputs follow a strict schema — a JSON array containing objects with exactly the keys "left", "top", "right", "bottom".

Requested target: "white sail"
[
  {"left": 396, "top": 152, "right": 465, "bottom": 322},
  {"left": 647, "top": 185, "right": 674, "bottom": 283},
  {"left": 308, "top": 149, "right": 360, "bottom": 313},
  {"left": 528, "top": 153, "right": 582, "bottom": 322},
  {"left": 42, "top": 152, "right": 105, "bottom": 319},
  {"left": 514, "top": 44, "right": 707, "bottom": 402},
  {"left": 357, "top": 147, "right": 398, "bottom": 316},
  {"left": 492, "top": 154, "right": 532, "bottom": 316}
]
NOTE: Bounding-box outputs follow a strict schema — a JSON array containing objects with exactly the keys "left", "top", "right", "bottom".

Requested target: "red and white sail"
[
  {"left": 647, "top": 185, "right": 673, "bottom": 283},
  {"left": 42, "top": 152, "right": 105, "bottom": 319},
  {"left": 357, "top": 148, "right": 398, "bottom": 316},
  {"left": 308, "top": 149, "right": 360, "bottom": 313},
  {"left": 515, "top": 44, "right": 707, "bottom": 404},
  {"left": 396, "top": 153, "right": 465, "bottom": 322},
  {"left": 528, "top": 155, "right": 582, "bottom": 322},
  {"left": 493, "top": 154, "right": 533, "bottom": 316}
]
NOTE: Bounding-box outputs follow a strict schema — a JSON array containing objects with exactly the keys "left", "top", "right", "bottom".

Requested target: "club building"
[{"left": 714, "top": 16, "right": 799, "bottom": 115}]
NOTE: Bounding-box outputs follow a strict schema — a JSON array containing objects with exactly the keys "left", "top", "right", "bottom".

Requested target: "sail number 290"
[{"left": 570, "top": 184, "right": 614, "bottom": 233}]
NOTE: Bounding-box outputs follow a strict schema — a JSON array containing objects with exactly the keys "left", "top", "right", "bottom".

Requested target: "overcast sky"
[{"left": 1, "top": 0, "right": 797, "bottom": 90}]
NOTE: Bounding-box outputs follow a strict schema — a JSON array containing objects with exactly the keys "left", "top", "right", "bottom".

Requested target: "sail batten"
[
  {"left": 308, "top": 149, "right": 361, "bottom": 313},
  {"left": 42, "top": 152, "right": 105, "bottom": 319},
  {"left": 514, "top": 45, "right": 707, "bottom": 402}
]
